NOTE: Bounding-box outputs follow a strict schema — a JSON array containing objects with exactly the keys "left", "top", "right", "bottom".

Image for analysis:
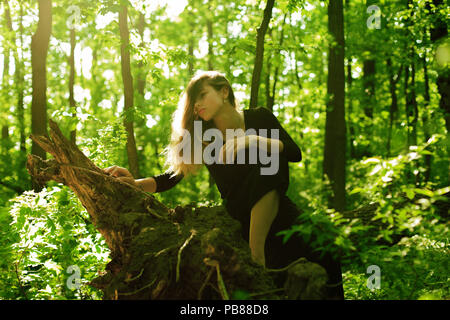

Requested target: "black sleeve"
[
  {"left": 257, "top": 107, "right": 302, "bottom": 162},
  {"left": 153, "top": 171, "right": 184, "bottom": 192}
]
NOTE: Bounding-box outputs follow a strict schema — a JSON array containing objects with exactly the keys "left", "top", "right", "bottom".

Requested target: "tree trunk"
[
  {"left": 17, "top": 2, "right": 26, "bottom": 155},
  {"left": 410, "top": 54, "right": 418, "bottom": 147},
  {"left": 2, "top": 0, "right": 11, "bottom": 149},
  {"left": 206, "top": 0, "right": 214, "bottom": 71},
  {"left": 404, "top": 63, "right": 410, "bottom": 151},
  {"left": 266, "top": 14, "right": 287, "bottom": 112},
  {"left": 206, "top": 4, "right": 216, "bottom": 200},
  {"left": 26, "top": 119, "right": 333, "bottom": 300},
  {"left": 362, "top": 60, "right": 375, "bottom": 120},
  {"left": 136, "top": 13, "right": 147, "bottom": 99},
  {"left": 386, "top": 59, "right": 402, "bottom": 158},
  {"left": 344, "top": 0, "right": 355, "bottom": 160},
  {"left": 362, "top": 59, "right": 375, "bottom": 158},
  {"left": 135, "top": 12, "right": 148, "bottom": 171},
  {"left": 69, "top": 29, "right": 77, "bottom": 144},
  {"left": 187, "top": 0, "right": 195, "bottom": 78},
  {"left": 422, "top": 55, "right": 432, "bottom": 182},
  {"left": 346, "top": 61, "right": 356, "bottom": 159},
  {"left": 31, "top": 0, "right": 52, "bottom": 191},
  {"left": 2, "top": 0, "right": 11, "bottom": 81},
  {"left": 324, "top": 0, "right": 346, "bottom": 212},
  {"left": 119, "top": 4, "right": 140, "bottom": 179},
  {"left": 359, "top": 0, "right": 378, "bottom": 158},
  {"left": 249, "top": 0, "right": 275, "bottom": 109}
]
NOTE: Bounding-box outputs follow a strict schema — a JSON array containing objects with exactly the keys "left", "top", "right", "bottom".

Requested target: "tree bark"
[
  {"left": 359, "top": 0, "right": 378, "bottom": 158},
  {"left": 386, "top": 59, "right": 402, "bottom": 158},
  {"left": 410, "top": 54, "right": 418, "bottom": 147},
  {"left": 422, "top": 55, "right": 432, "bottom": 182},
  {"left": 26, "top": 119, "right": 333, "bottom": 300},
  {"left": 324, "top": 0, "right": 347, "bottom": 212},
  {"left": 17, "top": 2, "right": 26, "bottom": 155},
  {"left": 206, "top": 0, "right": 214, "bottom": 71},
  {"left": 187, "top": 0, "right": 195, "bottom": 78},
  {"left": 69, "top": 29, "right": 76, "bottom": 144},
  {"left": 266, "top": 14, "right": 287, "bottom": 112},
  {"left": 205, "top": 4, "right": 216, "bottom": 200},
  {"left": 31, "top": 0, "right": 52, "bottom": 191},
  {"left": 119, "top": 4, "right": 141, "bottom": 179},
  {"left": 249, "top": 0, "right": 275, "bottom": 109},
  {"left": 346, "top": 62, "right": 356, "bottom": 159},
  {"left": 136, "top": 13, "right": 147, "bottom": 99},
  {"left": 2, "top": 0, "right": 11, "bottom": 148}
]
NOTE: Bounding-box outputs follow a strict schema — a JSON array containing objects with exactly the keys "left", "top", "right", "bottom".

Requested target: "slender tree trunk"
[
  {"left": 346, "top": 62, "right": 356, "bottom": 159},
  {"left": 119, "top": 4, "right": 140, "bottom": 178},
  {"left": 265, "top": 29, "right": 273, "bottom": 111},
  {"left": 362, "top": 59, "right": 375, "bottom": 158},
  {"left": 136, "top": 13, "right": 147, "bottom": 99},
  {"left": 206, "top": 3, "right": 216, "bottom": 199},
  {"left": 1, "top": 126, "right": 8, "bottom": 140},
  {"left": 17, "top": 2, "right": 26, "bottom": 154},
  {"left": 249, "top": 0, "right": 275, "bottom": 109},
  {"left": 69, "top": 29, "right": 76, "bottom": 143},
  {"left": 324, "top": 0, "right": 346, "bottom": 212},
  {"left": 422, "top": 54, "right": 432, "bottom": 182},
  {"left": 2, "top": 0, "right": 12, "bottom": 148},
  {"left": 266, "top": 14, "right": 286, "bottom": 112},
  {"left": 386, "top": 59, "right": 402, "bottom": 158},
  {"left": 362, "top": 60, "right": 375, "bottom": 119},
  {"left": 265, "top": 55, "right": 273, "bottom": 111},
  {"left": 404, "top": 64, "right": 410, "bottom": 151},
  {"left": 359, "top": 0, "right": 378, "bottom": 157},
  {"left": 187, "top": 0, "right": 195, "bottom": 78},
  {"left": 344, "top": 0, "right": 355, "bottom": 160},
  {"left": 410, "top": 53, "right": 418, "bottom": 147},
  {"left": 206, "top": 0, "right": 214, "bottom": 71},
  {"left": 90, "top": 43, "right": 103, "bottom": 114},
  {"left": 135, "top": 12, "right": 147, "bottom": 171},
  {"left": 31, "top": 0, "right": 52, "bottom": 191},
  {"left": 291, "top": 22, "right": 308, "bottom": 175}
]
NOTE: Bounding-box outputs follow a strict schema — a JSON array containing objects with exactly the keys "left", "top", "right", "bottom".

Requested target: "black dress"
[{"left": 153, "top": 107, "right": 344, "bottom": 299}]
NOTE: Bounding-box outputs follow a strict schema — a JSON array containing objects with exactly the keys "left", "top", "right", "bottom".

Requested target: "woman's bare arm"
[{"left": 135, "top": 177, "right": 157, "bottom": 193}]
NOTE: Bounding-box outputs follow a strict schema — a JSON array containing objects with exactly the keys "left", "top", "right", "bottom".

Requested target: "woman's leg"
[{"left": 249, "top": 189, "right": 279, "bottom": 266}]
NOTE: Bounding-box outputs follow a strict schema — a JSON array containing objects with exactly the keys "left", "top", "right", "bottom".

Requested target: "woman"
[{"left": 105, "top": 71, "right": 344, "bottom": 298}]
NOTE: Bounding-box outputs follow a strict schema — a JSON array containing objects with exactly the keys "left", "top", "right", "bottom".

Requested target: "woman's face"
[{"left": 193, "top": 84, "right": 225, "bottom": 121}]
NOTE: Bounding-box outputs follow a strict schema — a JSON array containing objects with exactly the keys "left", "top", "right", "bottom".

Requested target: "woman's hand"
[
  {"left": 219, "top": 135, "right": 257, "bottom": 164},
  {"left": 103, "top": 165, "right": 137, "bottom": 187}
]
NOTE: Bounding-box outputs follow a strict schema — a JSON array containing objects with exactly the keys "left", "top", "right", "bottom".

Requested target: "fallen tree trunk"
[{"left": 26, "top": 119, "right": 330, "bottom": 300}]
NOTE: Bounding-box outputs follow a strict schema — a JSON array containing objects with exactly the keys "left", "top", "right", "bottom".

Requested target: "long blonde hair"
[{"left": 163, "top": 71, "right": 240, "bottom": 177}]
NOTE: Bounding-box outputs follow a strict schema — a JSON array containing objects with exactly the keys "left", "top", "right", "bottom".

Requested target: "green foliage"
[
  {"left": 0, "top": 186, "right": 110, "bottom": 300},
  {"left": 79, "top": 116, "right": 128, "bottom": 168},
  {"left": 284, "top": 134, "right": 449, "bottom": 299},
  {"left": 0, "top": 0, "right": 448, "bottom": 300}
]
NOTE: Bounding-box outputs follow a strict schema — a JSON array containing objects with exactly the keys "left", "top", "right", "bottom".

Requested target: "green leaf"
[
  {"left": 413, "top": 188, "right": 434, "bottom": 198},
  {"left": 434, "top": 186, "right": 450, "bottom": 196},
  {"left": 406, "top": 189, "right": 415, "bottom": 200}
]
